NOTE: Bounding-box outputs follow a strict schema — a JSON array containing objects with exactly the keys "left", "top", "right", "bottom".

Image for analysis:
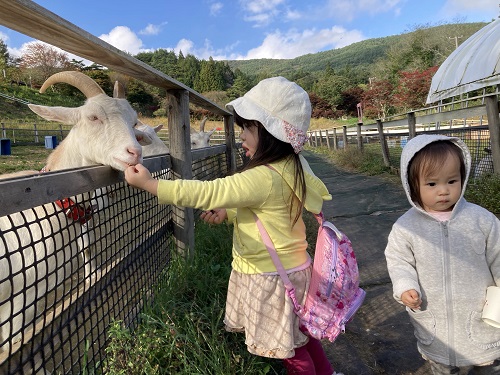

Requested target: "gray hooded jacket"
[{"left": 385, "top": 134, "right": 500, "bottom": 366}]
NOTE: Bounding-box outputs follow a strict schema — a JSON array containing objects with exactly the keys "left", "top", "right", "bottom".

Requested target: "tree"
[
  {"left": 312, "top": 69, "right": 350, "bottom": 108},
  {"left": 392, "top": 66, "right": 438, "bottom": 112},
  {"left": 195, "top": 57, "right": 226, "bottom": 93},
  {"left": 19, "top": 42, "right": 71, "bottom": 86},
  {"left": 362, "top": 79, "right": 395, "bottom": 120},
  {"left": 177, "top": 52, "right": 200, "bottom": 88},
  {"left": 226, "top": 69, "right": 253, "bottom": 101},
  {"left": 338, "top": 87, "right": 365, "bottom": 117},
  {"left": 0, "top": 38, "right": 9, "bottom": 82}
]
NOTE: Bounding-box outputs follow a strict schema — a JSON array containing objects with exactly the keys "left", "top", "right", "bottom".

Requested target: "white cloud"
[
  {"left": 174, "top": 38, "right": 195, "bottom": 55},
  {"left": 443, "top": 0, "right": 498, "bottom": 11},
  {"left": 0, "top": 31, "right": 8, "bottom": 43},
  {"left": 240, "top": 26, "right": 365, "bottom": 59},
  {"left": 210, "top": 2, "right": 223, "bottom": 16},
  {"left": 139, "top": 23, "right": 164, "bottom": 36},
  {"left": 322, "top": 0, "right": 403, "bottom": 21},
  {"left": 99, "top": 26, "right": 144, "bottom": 55},
  {"left": 285, "top": 9, "right": 302, "bottom": 21},
  {"left": 240, "top": 0, "right": 289, "bottom": 26},
  {"left": 241, "top": 0, "right": 285, "bottom": 14}
]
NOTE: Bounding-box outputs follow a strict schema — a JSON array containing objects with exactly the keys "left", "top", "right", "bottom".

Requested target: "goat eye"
[{"left": 89, "top": 115, "right": 99, "bottom": 122}]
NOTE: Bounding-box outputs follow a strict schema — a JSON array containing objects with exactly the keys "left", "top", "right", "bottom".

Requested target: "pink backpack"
[{"left": 255, "top": 212, "right": 365, "bottom": 342}]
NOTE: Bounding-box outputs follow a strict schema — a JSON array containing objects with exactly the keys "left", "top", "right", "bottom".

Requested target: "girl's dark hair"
[
  {"left": 234, "top": 111, "right": 306, "bottom": 226},
  {"left": 408, "top": 140, "right": 466, "bottom": 207}
]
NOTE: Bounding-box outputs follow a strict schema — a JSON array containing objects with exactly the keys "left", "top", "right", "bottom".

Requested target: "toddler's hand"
[
  {"left": 401, "top": 289, "right": 422, "bottom": 310},
  {"left": 200, "top": 209, "right": 227, "bottom": 225}
]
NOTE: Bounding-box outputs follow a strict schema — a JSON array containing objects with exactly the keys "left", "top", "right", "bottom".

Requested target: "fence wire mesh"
[
  {"left": 0, "top": 167, "right": 174, "bottom": 374},
  {"left": 309, "top": 126, "right": 495, "bottom": 181}
]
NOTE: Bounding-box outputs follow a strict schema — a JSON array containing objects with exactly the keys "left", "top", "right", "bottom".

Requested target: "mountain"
[{"left": 225, "top": 22, "right": 487, "bottom": 79}]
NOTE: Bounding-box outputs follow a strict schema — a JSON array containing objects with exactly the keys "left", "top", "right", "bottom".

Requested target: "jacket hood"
[
  {"left": 400, "top": 134, "right": 471, "bottom": 211},
  {"left": 272, "top": 154, "right": 332, "bottom": 214}
]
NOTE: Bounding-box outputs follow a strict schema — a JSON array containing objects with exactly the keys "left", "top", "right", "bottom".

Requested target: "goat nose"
[{"left": 128, "top": 146, "right": 142, "bottom": 159}]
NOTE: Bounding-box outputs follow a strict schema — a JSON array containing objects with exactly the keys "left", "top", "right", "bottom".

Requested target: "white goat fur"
[{"left": 0, "top": 71, "right": 149, "bottom": 354}]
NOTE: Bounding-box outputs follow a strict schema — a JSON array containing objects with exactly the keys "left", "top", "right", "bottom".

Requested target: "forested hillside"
[{"left": 0, "top": 21, "right": 488, "bottom": 121}]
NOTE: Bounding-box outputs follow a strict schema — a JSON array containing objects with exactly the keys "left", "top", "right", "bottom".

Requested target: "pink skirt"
[{"left": 224, "top": 266, "right": 311, "bottom": 359}]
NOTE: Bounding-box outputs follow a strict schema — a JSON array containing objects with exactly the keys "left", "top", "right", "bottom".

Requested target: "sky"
[{"left": 0, "top": 0, "right": 499, "bottom": 63}]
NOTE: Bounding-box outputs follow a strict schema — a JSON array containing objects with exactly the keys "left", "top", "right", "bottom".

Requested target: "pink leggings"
[{"left": 283, "top": 337, "right": 334, "bottom": 374}]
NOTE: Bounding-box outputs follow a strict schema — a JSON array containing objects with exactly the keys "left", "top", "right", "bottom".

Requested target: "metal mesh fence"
[
  {"left": 0, "top": 143, "right": 244, "bottom": 374},
  {"left": 0, "top": 165, "right": 174, "bottom": 374},
  {"left": 311, "top": 126, "right": 495, "bottom": 182}
]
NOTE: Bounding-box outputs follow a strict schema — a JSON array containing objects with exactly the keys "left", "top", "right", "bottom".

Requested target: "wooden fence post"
[
  {"left": 167, "top": 89, "right": 195, "bottom": 257},
  {"left": 485, "top": 95, "right": 500, "bottom": 175},
  {"left": 34, "top": 122, "right": 38, "bottom": 143},
  {"left": 333, "top": 128, "right": 338, "bottom": 150},
  {"left": 357, "top": 122, "right": 363, "bottom": 151},
  {"left": 342, "top": 126, "right": 348, "bottom": 150},
  {"left": 325, "top": 129, "right": 331, "bottom": 149},
  {"left": 377, "top": 119, "right": 390, "bottom": 167},
  {"left": 407, "top": 111, "right": 416, "bottom": 139},
  {"left": 223, "top": 114, "right": 237, "bottom": 174}
]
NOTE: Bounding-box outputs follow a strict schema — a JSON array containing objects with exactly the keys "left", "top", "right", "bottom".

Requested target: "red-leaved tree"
[
  {"left": 392, "top": 66, "right": 439, "bottom": 112},
  {"left": 362, "top": 79, "right": 395, "bottom": 120}
]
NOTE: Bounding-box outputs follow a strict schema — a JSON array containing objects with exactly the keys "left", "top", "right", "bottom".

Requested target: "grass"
[
  {"left": 102, "top": 220, "right": 286, "bottom": 375},
  {"left": 0, "top": 145, "right": 52, "bottom": 174}
]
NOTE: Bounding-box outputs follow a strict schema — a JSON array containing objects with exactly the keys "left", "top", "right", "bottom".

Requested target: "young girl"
[
  {"left": 385, "top": 134, "right": 500, "bottom": 374},
  {"left": 124, "top": 77, "right": 341, "bottom": 375}
]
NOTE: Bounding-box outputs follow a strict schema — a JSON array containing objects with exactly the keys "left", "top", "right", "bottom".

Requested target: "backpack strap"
[{"left": 253, "top": 213, "right": 301, "bottom": 312}]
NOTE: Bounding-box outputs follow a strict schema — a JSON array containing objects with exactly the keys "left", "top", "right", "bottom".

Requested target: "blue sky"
[{"left": 0, "top": 0, "right": 498, "bottom": 62}]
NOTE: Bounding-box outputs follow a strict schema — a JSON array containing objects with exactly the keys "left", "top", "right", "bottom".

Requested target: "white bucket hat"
[{"left": 225, "top": 76, "right": 311, "bottom": 153}]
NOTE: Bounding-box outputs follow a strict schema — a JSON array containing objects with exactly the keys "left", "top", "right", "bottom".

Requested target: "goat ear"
[
  {"left": 153, "top": 124, "right": 163, "bottom": 133},
  {"left": 134, "top": 128, "right": 153, "bottom": 146},
  {"left": 28, "top": 104, "right": 76, "bottom": 123},
  {"left": 207, "top": 128, "right": 216, "bottom": 136}
]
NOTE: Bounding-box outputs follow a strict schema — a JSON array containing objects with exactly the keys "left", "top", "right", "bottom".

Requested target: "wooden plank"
[
  {"left": 191, "top": 144, "right": 226, "bottom": 161},
  {"left": 0, "top": 155, "right": 171, "bottom": 217},
  {"left": 0, "top": 0, "right": 229, "bottom": 116}
]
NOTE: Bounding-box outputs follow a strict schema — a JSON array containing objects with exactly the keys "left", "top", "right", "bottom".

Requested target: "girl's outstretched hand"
[
  {"left": 200, "top": 209, "right": 227, "bottom": 225},
  {"left": 124, "top": 164, "right": 158, "bottom": 196}
]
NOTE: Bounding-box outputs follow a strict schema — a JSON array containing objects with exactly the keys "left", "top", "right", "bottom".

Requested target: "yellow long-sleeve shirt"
[{"left": 157, "top": 155, "right": 331, "bottom": 274}]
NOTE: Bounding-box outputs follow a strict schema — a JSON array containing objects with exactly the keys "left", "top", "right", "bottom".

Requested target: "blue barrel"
[
  {"left": 45, "top": 135, "right": 58, "bottom": 149},
  {"left": 0, "top": 138, "right": 11, "bottom": 155}
]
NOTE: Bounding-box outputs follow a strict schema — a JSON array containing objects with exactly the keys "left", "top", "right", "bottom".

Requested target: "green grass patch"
[
  {"left": 309, "top": 144, "right": 391, "bottom": 176},
  {"left": 0, "top": 145, "right": 52, "bottom": 174},
  {"left": 103, "top": 221, "right": 286, "bottom": 375},
  {"left": 465, "top": 174, "right": 500, "bottom": 214}
]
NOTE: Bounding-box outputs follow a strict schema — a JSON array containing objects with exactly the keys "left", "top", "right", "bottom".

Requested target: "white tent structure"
[{"left": 426, "top": 18, "right": 500, "bottom": 104}]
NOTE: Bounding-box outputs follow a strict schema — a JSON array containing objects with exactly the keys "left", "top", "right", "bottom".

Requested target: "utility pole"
[{"left": 449, "top": 35, "right": 463, "bottom": 49}]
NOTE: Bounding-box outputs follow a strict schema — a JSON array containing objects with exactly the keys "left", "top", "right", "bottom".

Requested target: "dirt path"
[{"left": 303, "top": 151, "right": 432, "bottom": 375}]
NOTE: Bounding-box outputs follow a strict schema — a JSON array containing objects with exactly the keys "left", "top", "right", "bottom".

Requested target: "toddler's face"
[{"left": 418, "top": 153, "right": 462, "bottom": 213}]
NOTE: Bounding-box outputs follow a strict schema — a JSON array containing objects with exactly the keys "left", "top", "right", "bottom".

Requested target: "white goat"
[
  {"left": 113, "top": 81, "right": 215, "bottom": 155},
  {"left": 190, "top": 116, "right": 215, "bottom": 149},
  {"left": 0, "top": 71, "right": 148, "bottom": 354}
]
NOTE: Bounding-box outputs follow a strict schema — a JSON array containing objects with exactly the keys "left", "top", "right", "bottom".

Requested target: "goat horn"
[
  {"left": 200, "top": 116, "right": 208, "bottom": 132},
  {"left": 40, "top": 71, "right": 105, "bottom": 98},
  {"left": 113, "top": 80, "right": 126, "bottom": 99}
]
